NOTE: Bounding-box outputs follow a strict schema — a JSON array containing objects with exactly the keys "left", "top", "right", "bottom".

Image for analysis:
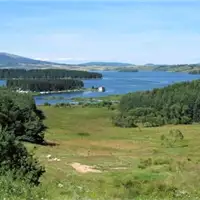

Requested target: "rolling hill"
[
  {"left": 0, "top": 53, "right": 135, "bottom": 70},
  {"left": 0, "top": 52, "right": 73, "bottom": 68},
  {"left": 0, "top": 53, "right": 52, "bottom": 65}
]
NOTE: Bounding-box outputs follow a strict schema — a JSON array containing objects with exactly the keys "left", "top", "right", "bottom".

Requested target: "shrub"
[
  {"left": 138, "top": 158, "right": 153, "bottom": 169},
  {"left": 112, "top": 114, "right": 137, "bottom": 128},
  {"left": 77, "top": 132, "right": 90, "bottom": 137},
  {"left": 153, "top": 158, "right": 172, "bottom": 165},
  {"left": 44, "top": 102, "right": 51, "bottom": 106},
  {"left": 0, "top": 129, "right": 45, "bottom": 185},
  {"left": 0, "top": 174, "right": 47, "bottom": 200},
  {"left": 161, "top": 129, "right": 184, "bottom": 147}
]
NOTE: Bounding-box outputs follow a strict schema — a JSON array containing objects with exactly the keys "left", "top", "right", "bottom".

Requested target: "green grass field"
[{"left": 29, "top": 105, "right": 200, "bottom": 200}]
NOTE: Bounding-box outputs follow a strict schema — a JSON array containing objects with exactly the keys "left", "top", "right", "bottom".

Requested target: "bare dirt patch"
[{"left": 71, "top": 162, "right": 102, "bottom": 174}]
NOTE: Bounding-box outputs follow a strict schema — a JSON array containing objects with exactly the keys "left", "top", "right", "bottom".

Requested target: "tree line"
[
  {"left": 7, "top": 79, "right": 84, "bottom": 92},
  {"left": 113, "top": 79, "right": 200, "bottom": 127},
  {"left": 0, "top": 69, "right": 102, "bottom": 79}
]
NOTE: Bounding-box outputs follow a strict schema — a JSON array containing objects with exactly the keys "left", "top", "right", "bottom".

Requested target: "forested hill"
[
  {"left": 0, "top": 69, "right": 102, "bottom": 79},
  {"left": 113, "top": 79, "right": 200, "bottom": 128}
]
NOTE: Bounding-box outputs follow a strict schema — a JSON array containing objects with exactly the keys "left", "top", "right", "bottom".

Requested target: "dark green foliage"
[
  {"left": 0, "top": 69, "right": 102, "bottom": 79},
  {"left": 138, "top": 158, "right": 153, "bottom": 169},
  {"left": 0, "top": 129, "right": 45, "bottom": 185},
  {"left": 117, "top": 80, "right": 200, "bottom": 127},
  {"left": 0, "top": 88, "right": 46, "bottom": 143},
  {"left": 0, "top": 174, "right": 47, "bottom": 200},
  {"left": 112, "top": 113, "right": 137, "bottom": 128},
  {"left": 77, "top": 132, "right": 90, "bottom": 137},
  {"left": 193, "top": 96, "right": 200, "bottom": 122},
  {"left": 44, "top": 102, "right": 51, "bottom": 106},
  {"left": 54, "top": 103, "right": 72, "bottom": 108},
  {"left": 7, "top": 79, "right": 84, "bottom": 92},
  {"left": 153, "top": 158, "right": 172, "bottom": 165}
]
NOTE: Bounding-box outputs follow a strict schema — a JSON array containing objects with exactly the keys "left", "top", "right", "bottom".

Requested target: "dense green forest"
[
  {"left": 0, "top": 88, "right": 46, "bottom": 188},
  {"left": 0, "top": 69, "right": 102, "bottom": 79},
  {"left": 113, "top": 79, "right": 200, "bottom": 127},
  {"left": 7, "top": 79, "right": 84, "bottom": 92}
]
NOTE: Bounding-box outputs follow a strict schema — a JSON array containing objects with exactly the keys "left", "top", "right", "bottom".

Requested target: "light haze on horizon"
[{"left": 0, "top": 0, "right": 200, "bottom": 64}]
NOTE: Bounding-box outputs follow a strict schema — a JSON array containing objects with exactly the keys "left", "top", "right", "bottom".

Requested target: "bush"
[
  {"left": 0, "top": 129, "right": 45, "bottom": 185},
  {"left": 44, "top": 102, "right": 51, "bottom": 106},
  {"left": 153, "top": 158, "right": 172, "bottom": 165},
  {"left": 112, "top": 114, "right": 137, "bottom": 128},
  {"left": 0, "top": 174, "right": 47, "bottom": 200},
  {"left": 138, "top": 158, "right": 153, "bottom": 169},
  {"left": 77, "top": 132, "right": 90, "bottom": 137},
  {"left": 54, "top": 103, "right": 71, "bottom": 108},
  {"left": 161, "top": 129, "right": 184, "bottom": 147}
]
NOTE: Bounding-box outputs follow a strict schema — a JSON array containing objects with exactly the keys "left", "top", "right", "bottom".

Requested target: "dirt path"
[{"left": 71, "top": 162, "right": 102, "bottom": 174}]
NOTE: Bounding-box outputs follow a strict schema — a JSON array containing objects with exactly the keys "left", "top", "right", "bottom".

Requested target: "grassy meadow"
[{"left": 28, "top": 105, "right": 200, "bottom": 200}]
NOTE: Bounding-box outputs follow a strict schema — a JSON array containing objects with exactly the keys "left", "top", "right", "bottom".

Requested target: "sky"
[{"left": 0, "top": 0, "right": 200, "bottom": 64}]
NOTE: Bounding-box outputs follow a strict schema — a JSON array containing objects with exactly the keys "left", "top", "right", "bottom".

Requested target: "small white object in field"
[
  {"left": 46, "top": 154, "right": 52, "bottom": 159},
  {"left": 58, "top": 183, "right": 64, "bottom": 188}
]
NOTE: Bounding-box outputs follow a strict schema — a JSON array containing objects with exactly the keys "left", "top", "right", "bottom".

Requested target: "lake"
[
  {"left": 1, "top": 71, "right": 200, "bottom": 105},
  {"left": 34, "top": 71, "right": 200, "bottom": 105}
]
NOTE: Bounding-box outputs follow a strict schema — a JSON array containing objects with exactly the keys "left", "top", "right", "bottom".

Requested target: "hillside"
[
  {"left": 0, "top": 53, "right": 53, "bottom": 65},
  {"left": 153, "top": 64, "right": 200, "bottom": 72},
  {"left": 0, "top": 53, "right": 136, "bottom": 70},
  {"left": 0, "top": 52, "right": 74, "bottom": 68}
]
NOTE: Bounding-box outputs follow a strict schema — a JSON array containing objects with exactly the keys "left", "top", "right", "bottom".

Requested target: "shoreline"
[{"left": 31, "top": 88, "right": 103, "bottom": 96}]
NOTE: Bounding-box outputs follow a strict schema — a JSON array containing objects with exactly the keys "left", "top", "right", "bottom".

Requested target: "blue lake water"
[
  {"left": 34, "top": 71, "right": 200, "bottom": 105},
  {"left": 1, "top": 71, "right": 200, "bottom": 105}
]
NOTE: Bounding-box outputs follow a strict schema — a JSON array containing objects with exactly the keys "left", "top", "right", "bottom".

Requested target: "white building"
[{"left": 98, "top": 86, "right": 105, "bottom": 92}]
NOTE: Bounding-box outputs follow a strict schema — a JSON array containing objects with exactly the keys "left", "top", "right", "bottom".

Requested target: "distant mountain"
[
  {"left": 79, "top": 62, "right": 134, "bottom": 67},
  {"left": 0, "top": 53, "right": 135, "bottom": 70},
  {"left": 0, "top": 52, "right": 73, "bottom": 68},
  {"left": 0, "top": 52, "right": 53, "bottom": 66}
]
